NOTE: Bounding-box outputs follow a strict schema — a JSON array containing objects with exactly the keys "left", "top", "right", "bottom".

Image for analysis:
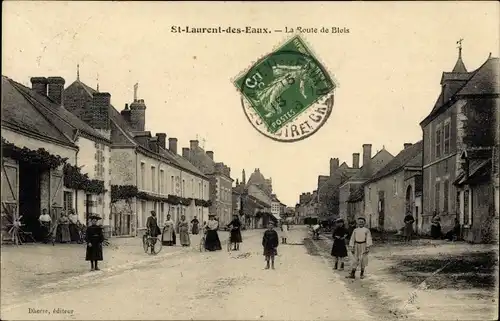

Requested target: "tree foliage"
[{"left": 463, "top": 98, "right": 495, "bottom": 147}]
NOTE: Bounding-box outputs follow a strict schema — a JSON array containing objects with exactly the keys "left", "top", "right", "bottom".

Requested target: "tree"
[{"left": 463, "top": 97, "right": 495, "bottom": 148}]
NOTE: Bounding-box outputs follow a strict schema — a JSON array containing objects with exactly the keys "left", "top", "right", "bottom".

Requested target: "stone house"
[
  {"left": 270, "top": 194, "right": 286, "bottom": 221},
  {"left": 339, "top": 144, "right": 394, "bottom": 222},
  {"left": 63, "top": 79, "right": 210, "bottom": 237},
  {"left": 452, "top": 57, "right": 499, "bottom": 243},
  {"left": 182, "top": 142, "right": 234, "bottom": 226},
  {"left": 360, "top": 141, "right": 423, "bottom": 232},
  {"left": 2, "top": 75, "right": 112, "bottom": 240},
  {"left": 420, "top": 48, "right": 499, "bottom": 242},
  {"left": 316, "top": 157, "right": 359, "bottom": 218}
]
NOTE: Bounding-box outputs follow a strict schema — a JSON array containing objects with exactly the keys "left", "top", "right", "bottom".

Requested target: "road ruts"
[{"left": 304, "top": 234, "right": 415, "bottom": 321}]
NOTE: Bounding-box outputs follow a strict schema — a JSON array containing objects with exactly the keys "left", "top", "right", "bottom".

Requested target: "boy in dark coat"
[
  {"left": 262, "top": 222, "right": 279, "bottom": 270},
  {"left": 85, "top": 215, "right": 104, "bottom": 271}
]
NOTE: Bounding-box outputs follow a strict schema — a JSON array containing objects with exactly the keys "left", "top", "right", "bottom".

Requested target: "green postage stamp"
[{"left": 234, "top": 35, "right": 337, "bottom": 142}]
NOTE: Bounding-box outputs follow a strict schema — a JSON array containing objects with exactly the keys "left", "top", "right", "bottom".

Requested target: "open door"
[{"left": 2, "top": 159, "right": 19, "bottom": 243}]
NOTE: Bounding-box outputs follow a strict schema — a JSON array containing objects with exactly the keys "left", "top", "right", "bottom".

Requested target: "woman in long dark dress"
[
  {"left": 68, "top": 209, "right": 80, "bottom": 243},
  {"left": 331, "top": 218, "right": 348, "bottom": 270},
  {"left": 403, "top": 212, "right": 415, "bottom": 243},
  {"left": 227, "top": 214, "right": 242, "bottom": 250},
  {"left": 191, "top": 216, "right": 200, "bottom": 235},
  {"left": 85, "top": 215, "right": 104, "bottom": 271},
  {"left": 430, "top": 212, "right": 442, "bottom": 239},
  {"left": 204, "top": 215, "right": 222, "bottom": 251}
]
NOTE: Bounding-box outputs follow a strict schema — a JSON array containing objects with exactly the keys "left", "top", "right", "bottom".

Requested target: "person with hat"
[
  {"left": 227, "top": 214, "right": 243, "bottom": 251},
  {"left": 347, "top": 217, "right": 373, "bottom": 279},
  {"left": 331, "top": 218, "right": 349, "bottom": 270},
  {"left": 146, "top": 210, "right": 161, "bottom": 253},
  {"left": 204, "top": 214, "right": 222, "bottom": 251},
  {"left": 85, "top": 215, "right": 104, "bottom": 271}
]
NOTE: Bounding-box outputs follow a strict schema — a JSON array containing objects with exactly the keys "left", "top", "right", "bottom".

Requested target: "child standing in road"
[
  {"left": 331, "top": 218, "right": 348, "bottom": 270},
  {"left": 347, "top": 217, "right": 373, "bottom": 279},
  {"left": 262, "top": 222, "right": 279, "bottom": 270}
]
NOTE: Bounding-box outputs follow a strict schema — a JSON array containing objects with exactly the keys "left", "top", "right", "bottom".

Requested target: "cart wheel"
[{"left": 152, "top": 237, "right": 162, "bottom": 255}]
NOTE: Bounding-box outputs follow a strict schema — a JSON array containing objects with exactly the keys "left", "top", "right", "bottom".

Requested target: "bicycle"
[{"left": 142, "top": 232, "right": 162, "bottom": 255}]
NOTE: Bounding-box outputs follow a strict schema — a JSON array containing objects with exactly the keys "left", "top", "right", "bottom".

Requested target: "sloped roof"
[
  {"left": 421, "top": 55, "right": 498, "bottom": 127},
  {"left": 1, "top": 76, "right": 76, "bottom": 147},
  {"left": 367, "top": 141, "right": 423, "bottom": 184},
  {"left": 348, "top": 148, "right": 394, "bottom": 181},
  {"left": 68, "top": 80, "right": 206, "bottom": 177},
  {"left": 457, "top": 57, "right": 499, "bottom": 96},
  {"left": 454, "top": 159, "right": 491, "bottom": 186},
  {"left": 452, "top": 56, "right": 467, "bottom": 73},
  {"left": 247, "top": 168, "right": 266, "bottom": 186}
]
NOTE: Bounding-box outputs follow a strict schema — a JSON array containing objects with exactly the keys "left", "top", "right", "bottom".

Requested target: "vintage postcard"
[{"left": 1, "top": 1, "right": 499, "bottom": 320}]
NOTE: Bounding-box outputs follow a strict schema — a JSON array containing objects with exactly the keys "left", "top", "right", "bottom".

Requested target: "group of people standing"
[
  {"left": 38, "top": 208, "right": 84, "bottom": 244},
  {"left": 145, "top": 211, "right": 244, "bottom": 252},
  {"left": 329, "top": 217, "right": 373, "bottom": 279}
]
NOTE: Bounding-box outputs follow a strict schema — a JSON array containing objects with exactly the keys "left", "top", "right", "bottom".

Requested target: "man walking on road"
[
  {"left": 146, "top": 211, "right": 161, "bottom": 254},
  {"left": 347, "top": 217, "right": 373, "bottom": 279}
]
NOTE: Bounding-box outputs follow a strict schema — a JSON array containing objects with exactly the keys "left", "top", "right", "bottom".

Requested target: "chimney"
[
  {"left": 47, "top": 77, "right": 65, "bottom": 105},
  {"left": 155, "top": 133, "right": 167, "bottom": 149},
  {"left": 329, "top": 158, "right": 339, "bottom": 176},
  {"left": 90, "top": 92, "right": 111, "bottom": 130},
  {"left": 168, "top": 137, "right": 178, "bottom": 154},
  {"left": 362, "top": 144, "right": 373, "bottom": 176},
  {"left": 30, "top": 77, "right": 48, "bottom": 96},
  {"left": 182, "top": 148, "right": 190, "bottom": 159},
  {"left": 129, "top": 99, "right": 146, "bottom": 131},
  {"left": 404, "top": 143, "right": 412, "bottom": 149},
  {"left": 121, "top": 103, "right": 131, "bottom": 123},
  {"left": 148, "top": 136, "right": 159, "bottom": 153},
  {"left": 352, "top": 153, "right": 360, "bottom": 169},
  {"left": 206, "top": 151, "right": 214, "bottom": 160},
  {"left": 190, "top": 140, "right": 199, "bottom": 150},
  {"left": 242, "top": 169, "right": 246, "bottom": 184}
]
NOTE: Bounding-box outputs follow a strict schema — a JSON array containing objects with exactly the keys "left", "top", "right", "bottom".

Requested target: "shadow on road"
[{"left": 388, "top": 250, "right": 498, "bottom": 291}]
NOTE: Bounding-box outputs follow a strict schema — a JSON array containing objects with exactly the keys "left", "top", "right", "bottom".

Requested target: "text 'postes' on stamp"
[{"left": 233, "top": 35, "right": 337, "bottom": 142}]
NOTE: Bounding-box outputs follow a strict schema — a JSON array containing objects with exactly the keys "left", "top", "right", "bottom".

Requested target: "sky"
[{"left": 3, "top": 1, "right": 499, "bottom": 206}]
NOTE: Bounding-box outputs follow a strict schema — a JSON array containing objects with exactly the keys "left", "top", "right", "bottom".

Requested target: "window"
[
  {"left": 160, "top": 202, "right": 165, "bottom": 222},
  {"left": 182, "top": 180, "right": 185, "bottom": 197},
  {"left": 456, "top": 191, "right": 461, "bottom": 221},
  {"left": 171, "top": 176, "right": 174, "bottom": 194},
  {"left": 443, "top": 120, "right": 451, "bottom": 155},
  {"left": 199, "top": 182, "right": 202, "bottom": 198},
  {"left": 151, "top": 166, "right": 156, "bottom": 192},
  {"left": 140, "top": 162, "right": 146, "bottom": 189},
  {"left": 63, "top": 191, "right": 73, "bottom": 212},
  {"left": 443, "top": 180, "right": 449, "bottom": 213},
  {"left": 160, "top": 170, "right": 165, "bottom": 194},
  {"left": 393, "top": 178, "right": 398, "bottom": 196},
  {"left": 435, "top": 181, "right": 441, "bottom": 212},
  {"left": 191, "top": 179, "right": 194, "bottom": 197},
  {"left": 463, "top": 189, "right": 471, "bottom": 226},
  {"left": 435, "top": 125, "right": 442, "bottom": 159}
]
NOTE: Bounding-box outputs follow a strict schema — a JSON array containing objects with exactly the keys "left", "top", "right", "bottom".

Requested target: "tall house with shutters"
[
  {"left": 1, "top": 75, "right": 112, "bottom": 241},
  {"left": 63, "top": 79, "right": 210, "bottom": 237},
  {"left": 420, "top": 45, "right": 499, "bottom": 243}
]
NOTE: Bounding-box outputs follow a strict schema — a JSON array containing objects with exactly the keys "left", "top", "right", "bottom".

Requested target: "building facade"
[
  {"left": 182, "top": 142, "right": 234, "bottom": 226},
  {"left": 361, "top": 142, "right": 423, "bottom": 232},
  {"left": 2, "top": 75, "right": 112, "bottom": 240},
  {"left": 63, "top": 79, "right": 210, "bottom": 237},
  {"left": 339, "top": 144, "right": 394, "bottom": 222},
  {"left": 420, "top": 49, "right": 499, "bottom": 242}
]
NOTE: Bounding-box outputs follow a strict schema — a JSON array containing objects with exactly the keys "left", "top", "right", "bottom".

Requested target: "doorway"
[
  {"left": 18, "top": 163, "right": 42, "bottom": 241},
  {"left": 378, "top": 191, "right": 385, "bottom": 230}
]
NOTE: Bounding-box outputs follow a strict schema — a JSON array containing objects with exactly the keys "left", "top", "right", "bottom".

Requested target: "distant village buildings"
[{"left": 296, "top": 46, "right": 499, "bottom": 244}]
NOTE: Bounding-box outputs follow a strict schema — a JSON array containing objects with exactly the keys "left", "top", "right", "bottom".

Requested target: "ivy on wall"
[
  {"left": 111, "top": 184, "right": 212, "bottom": 207},
  {"left": 63, "top": 164, "right": 105, "bottom": 194},
  {"left": 1, "top": 138, "right": 67, "bottom": 170},
  {"left": 111, "top": 185, "right": 138, "bottom": 203}
]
